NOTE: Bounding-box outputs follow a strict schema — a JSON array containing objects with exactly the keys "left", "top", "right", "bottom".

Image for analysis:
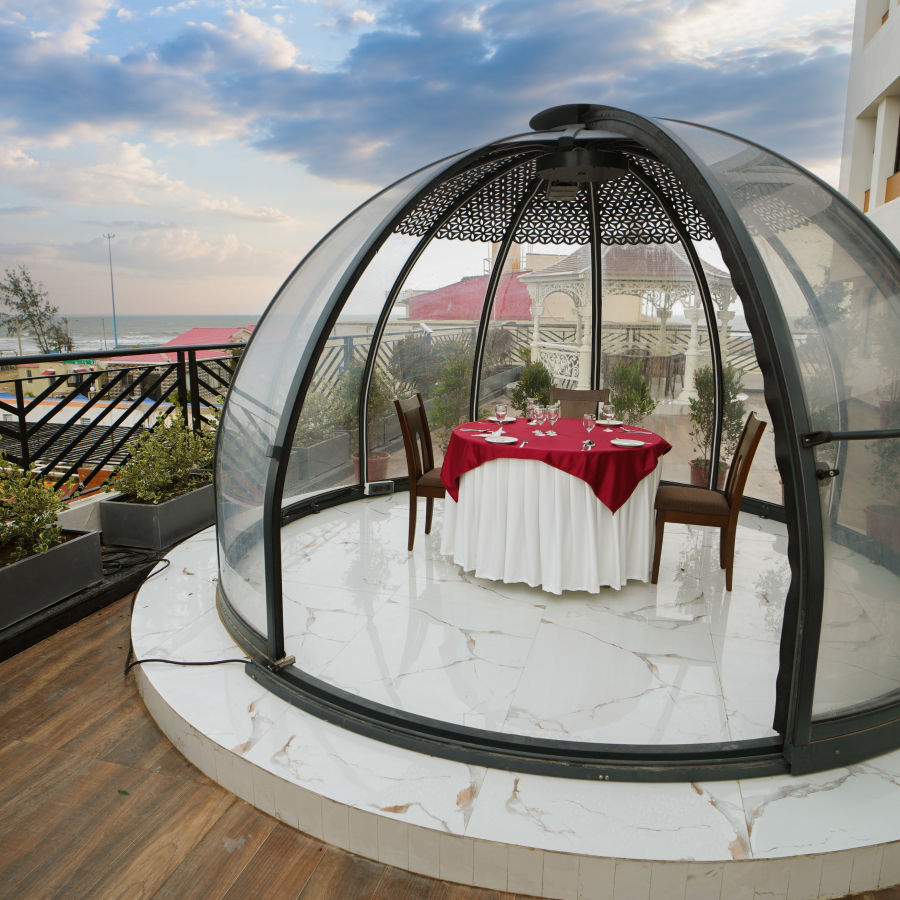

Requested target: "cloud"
[
  {"left": 0, "top": 0, "right": 852, "bottom": 191},
  {"left": 0, "top": 140, "right": 189, "bottom": 204},
  {"left": 0, "top": 205, "right": 51, "bottom": 216},
  {"left": 197, "top": 196, "right": 293, "bottom": 222}
]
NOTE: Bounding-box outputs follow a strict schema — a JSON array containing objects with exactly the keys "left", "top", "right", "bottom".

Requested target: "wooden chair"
[
  {"left": 394, "top": 393, "right": 445, "bottom": 551},
  {"left": 651, "top": 412, "right": 766, "bottom": 591},
  {"left": 549, "top": 387, "right": 610, "bottom": 419}
]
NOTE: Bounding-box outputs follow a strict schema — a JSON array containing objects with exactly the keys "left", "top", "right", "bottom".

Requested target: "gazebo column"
[
  {"left": 678, "top": 303, "right": 703, "bottom": 403},
  {"left": 718, "top": 308, "right": 736, "bottom": 364},
  {"left": 655, "top": 306, "right": 672, "bottom": 354},
  {"left": 530, "top": 300, "right": 544, "bottom": 360},
  {"left": 577, "top": 308, "right": 592, "bottom": 389}
]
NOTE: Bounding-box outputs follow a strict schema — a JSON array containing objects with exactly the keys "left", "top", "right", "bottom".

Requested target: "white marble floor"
[
  {"left": 130, "top": 497, "right": 900, "bottom": 899},
  {"left": 279, "top": 493, "right": 788, "bottom": 745}
]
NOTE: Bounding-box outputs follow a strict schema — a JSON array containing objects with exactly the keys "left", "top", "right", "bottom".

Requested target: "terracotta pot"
[
  {"left": 690, "top": 459, "right": 726, "bottom": 490},
  {"left": 865, "top": 504, "right": 900, "bottom": 556},
  {"left": 352, "top": 450, "right": 391, "bottom": 482}
]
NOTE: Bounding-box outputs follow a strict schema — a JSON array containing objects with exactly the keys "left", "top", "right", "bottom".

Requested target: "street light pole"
[{"left": 102, "top": 232, "right": 119, "bottom": 347}]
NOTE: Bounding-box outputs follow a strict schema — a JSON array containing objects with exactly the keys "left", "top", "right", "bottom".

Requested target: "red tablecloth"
[{"left": 441, "top": 417, "right": 671, "bottom": 513}]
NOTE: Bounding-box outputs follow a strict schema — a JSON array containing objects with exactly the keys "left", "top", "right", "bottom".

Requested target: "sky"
[{"left": 0, "top": 0, "right": 855, "bottom": 318}]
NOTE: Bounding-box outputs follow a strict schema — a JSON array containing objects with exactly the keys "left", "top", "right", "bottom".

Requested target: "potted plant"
[
  {"left": 609, "top": 359, "right": 657, "bottom": 425},
  {"left": 510, "top": 350, "right": 552, "bottom": 414},
  {"left": 100, "top": 409, "right": 217, "bottom": 550},
  {"left": 688, "top": 364, "right": 745, "bottom": 488},
  {"left": 1, "top": 452, "right": 102, "bottom": 630},
  {"left": 333, "top": 362, "right": 398, "bottom": 481}
]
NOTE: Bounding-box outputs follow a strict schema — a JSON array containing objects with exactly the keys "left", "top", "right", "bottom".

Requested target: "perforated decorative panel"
[{"left": 395, "top": 152, "right": 713, "bottom": 246}]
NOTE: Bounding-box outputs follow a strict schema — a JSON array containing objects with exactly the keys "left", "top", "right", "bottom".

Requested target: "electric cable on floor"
[{"left": 123, "top": 552, "right": 248, "bottom": 676}]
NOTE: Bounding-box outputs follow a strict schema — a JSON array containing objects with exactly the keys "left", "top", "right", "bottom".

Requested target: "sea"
[{"left": 0, "top": 314, "right": 261, "bottom": 357}]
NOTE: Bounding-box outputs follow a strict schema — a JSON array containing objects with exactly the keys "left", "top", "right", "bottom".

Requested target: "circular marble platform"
[{"left": 131, "top": 503, "right": 900, "bottom": 900}]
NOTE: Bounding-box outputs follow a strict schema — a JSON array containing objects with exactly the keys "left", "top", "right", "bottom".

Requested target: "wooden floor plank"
[
  {"left": 222, "top": 822, "right": 327, "bottom": 900},
  {"left": 297, "top": 846, "right": 387, "bottom": 900},
  {"left": 64, "top": 773, "right": 234, "bottom": 899},
  {"left": 151, "top": 800, "right": 278, "bottom": 899},
  {"left": 0, "top": 751, "right": 147, "bottom": 894}
]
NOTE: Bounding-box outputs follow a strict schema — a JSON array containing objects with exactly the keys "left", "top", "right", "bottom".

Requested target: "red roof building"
[
  {"left": 406, "top": 272, "right": 532, "bottom": 321},
  {"left": 107, "top": 326, "right": 253, "bottom": 364}
]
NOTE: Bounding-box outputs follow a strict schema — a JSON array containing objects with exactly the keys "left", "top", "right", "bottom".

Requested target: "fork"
[{"left": 621, "top": 426, "right": 652, "bottom": 434}]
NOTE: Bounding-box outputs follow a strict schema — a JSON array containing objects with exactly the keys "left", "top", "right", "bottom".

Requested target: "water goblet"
[
  {"left": 525, "top": 397, "right": 537, "bottom": 424},
  {"left": 533, "top": 405, "right": 547, "bottom": 433},
  {"left": 583, "top": 413, "right": 595, "bottom": 436},
  {"left": 602, "top": 403, "right": 615, "bottom": 431},
  {"left": 494, "top": 401, "right": 508, "bottom": 422},
  {"left": 546, "top": 403, "right": 559, "bottom": 436}
]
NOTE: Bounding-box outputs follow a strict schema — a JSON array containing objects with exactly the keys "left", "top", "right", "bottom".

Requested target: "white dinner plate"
[
  {"left": 600, "top": 419, "right": 624, "bottom": 426},
  {"left": 486, "top": 416, "right": 517, "bottom": 423},
  {"left": 484, "top": 434, "right": 518, "bottom": 443},
  {"left": 610, "top": 438, "right": 645, "bottom": 447}
]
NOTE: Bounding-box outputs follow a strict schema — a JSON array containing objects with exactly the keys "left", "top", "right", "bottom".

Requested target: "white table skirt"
[{"left": 440, "top": 457, "right": 661, "bottom": 594}]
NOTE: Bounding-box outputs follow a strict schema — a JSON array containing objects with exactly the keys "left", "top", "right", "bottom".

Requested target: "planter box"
[
  {"left": 0, "top": 530, "right": 103, "bottom": 631},
  {"left": 100, "top": 483, "right": 215, "bottom": 550},
  {"left": 285, "top": 433, "right": 352, "bottom": 491}
]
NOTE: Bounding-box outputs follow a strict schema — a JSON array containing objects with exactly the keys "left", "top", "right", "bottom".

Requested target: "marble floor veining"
[{"left": 277, "top": 493, "right": 789, "bottom": 745}]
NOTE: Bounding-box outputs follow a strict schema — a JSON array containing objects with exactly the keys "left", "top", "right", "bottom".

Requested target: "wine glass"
[
  {"left": 525, "top": 397, "right": 537, "bottom": 424},
  {"left": 546, "top": 403, "right": 559, "bottom": 436},
  {"left": 533, "top": 405, "right": 547, "bottom": 432},
  {"left": 602, "top": 403, "right": 615, "bottom": 431},
  {"left": 583, "top": 413, "right": 595, "bottom": 436},
  {"left": 494, "top": 402, "right": 508, "bottom": 422}
]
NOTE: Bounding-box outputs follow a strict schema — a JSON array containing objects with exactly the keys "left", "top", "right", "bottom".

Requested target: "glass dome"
[{"left": 215, "top": 105, "right": 900, "bottom": 780}]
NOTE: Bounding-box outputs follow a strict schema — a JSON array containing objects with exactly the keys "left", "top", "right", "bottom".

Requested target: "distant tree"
[
  {"left": 47, "top": 318, "right": 74, "bottom": 352},
  {"left": 0, "top": 265, "right": 65, "bottom": 353}
]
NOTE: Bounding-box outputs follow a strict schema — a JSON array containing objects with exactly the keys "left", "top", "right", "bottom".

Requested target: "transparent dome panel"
[
  {"left": 217, "top": 153, "right": 467, "bottom": 630},
  {"left": 370, "top": 236, "right": 488, "bottom": 479},
  {"left": 663, "top": 120, "right": 900, "bottom": 435},
  {"left": 663, "top": 120, "right": 900, "bottom": 718},
  {"left": 282, "top": 232, "right": 419, "bottom": 502},
  {"left": 813, "top": 435, "right": 900, "bottom": 718},
  {"left": 516, "top": 241, "right": 588, "bottom": 413},
  {"left": 599, "top": 239, "right": 715, "bottom": 485}
]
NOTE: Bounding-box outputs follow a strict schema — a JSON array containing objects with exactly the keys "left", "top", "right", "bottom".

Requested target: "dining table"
[{"left": 439, "top": 416, "right": 671, "bottom": 594}]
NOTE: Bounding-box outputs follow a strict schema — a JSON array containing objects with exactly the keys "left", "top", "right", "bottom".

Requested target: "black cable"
[
  {"left": 124, "top": 656, "right": 247, "bottom": 675},
  {"left": 122, "top": 555, "right": 176, "bottom": 675},
  {"left": 122, "top": 553, "right": 248, "bottom": 676}
]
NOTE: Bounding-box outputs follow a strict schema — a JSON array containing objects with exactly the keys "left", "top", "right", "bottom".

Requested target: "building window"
[{"left": 894, "top": 117, "right": 900, "bottom": 175}]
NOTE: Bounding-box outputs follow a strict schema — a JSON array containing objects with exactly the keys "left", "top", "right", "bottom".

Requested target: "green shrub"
[
  {"left": 0, "top": 451, "right": 65, "bottom": 562},
  {"left": 510, "top": 357, "right": 552, "bottom": 412},
  {"left": 688, "top": 364, "right": 745, "bottom": 464},
  {"left": 332, "top": 360, "right": 399, "bottom": 431},
  {"left": 111, "top": 409, "right": 216, "bottom": 505},
  {"left": 609, "top": 360, "right": 657, "bottom": 424},
  {"left": 430, "top": 349, "right": 472, "bottom": 433}
]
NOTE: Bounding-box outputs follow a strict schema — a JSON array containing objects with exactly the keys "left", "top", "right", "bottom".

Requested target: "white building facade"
[{"left": 840, "top": 0, "right": 900, "bottom": 248}]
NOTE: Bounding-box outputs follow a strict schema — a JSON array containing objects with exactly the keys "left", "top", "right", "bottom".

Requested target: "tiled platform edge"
[{"left": 131, "top": 527, "right": 900, "bottom": 900}]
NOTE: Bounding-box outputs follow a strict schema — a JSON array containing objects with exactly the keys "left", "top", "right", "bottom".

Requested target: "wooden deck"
[{"left": 0, "top": 596, "right": 898, "bottom": 900}]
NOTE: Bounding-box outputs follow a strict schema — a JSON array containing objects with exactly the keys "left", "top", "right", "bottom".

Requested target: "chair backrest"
[
  {"left": 394, "top": 393, "right": 435, "bottom": 481},
  {"left": 549, "top": 387, "right": 610, "bottom": 419},
  {"left": 724, "top": 412, "right": 766, "bottom": 510}
]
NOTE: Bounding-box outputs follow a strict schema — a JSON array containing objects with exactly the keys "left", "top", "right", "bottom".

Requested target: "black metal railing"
[{"left": 0, "top": 343, "right": 243, "bottom": 491}]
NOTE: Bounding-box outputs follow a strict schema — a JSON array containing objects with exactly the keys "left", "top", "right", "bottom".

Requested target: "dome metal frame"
[{"left": 214, "top": 106, "right": 900, "bottom": 781}]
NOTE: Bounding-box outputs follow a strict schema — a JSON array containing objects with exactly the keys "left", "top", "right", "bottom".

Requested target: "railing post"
[
  {"left": 176, "top": 350, "right": 189, "bottom": 424},
  {"left": 188, "top": 350, "right": 202, "bottom": 432},
  {"left": 15, "top": 378, "right": 29, "bottom": 468}
]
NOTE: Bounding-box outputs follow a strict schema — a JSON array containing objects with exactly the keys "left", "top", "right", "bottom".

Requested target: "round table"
[{"left": 440, "top": 417, "right": 671, "bottom": 594}]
